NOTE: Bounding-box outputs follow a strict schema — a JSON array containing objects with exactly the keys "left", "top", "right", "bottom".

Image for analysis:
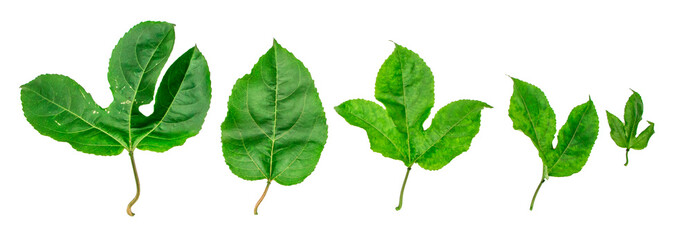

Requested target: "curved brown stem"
[
  {"left": 126, "top": 150, "right": 140, "bottom": 216},
  {"left": 254, "top": 180, "right": 272, "bottom": 215}
]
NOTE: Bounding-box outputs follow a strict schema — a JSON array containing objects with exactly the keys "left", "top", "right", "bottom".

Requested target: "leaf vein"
[
  {"left": 229, "top": 111, "right": 269, "bottom": 179},
  {"left": 273, "top": 116, "right": 319, "bottom": 180},
  {"left": 133, "top": 50, "right": 195, "bottom": 148},
  {"left": 412, "top": 107, "right": 477, "bottom": 163},
  {"left": 244, "top": 75, "right": 271, "bottom": 138},
  {"left": 348, "top": 111, "right": 406, "bottom": 159},
  {"left": 23, "top": 88, "right": 127, "bottom": 148}
]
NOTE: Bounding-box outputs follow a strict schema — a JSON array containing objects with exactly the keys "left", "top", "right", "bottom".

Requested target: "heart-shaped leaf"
[
  {"left": 20, "top": 21, "right": 211, "bottom": 216},
  {"left": 606, "top": 90, "right": 655, "bottom": 166},
  {"left": 335, "top": 43, "right": 491, "bottom": 211},
  {"left": 508, "top": 77, "right": 598, "bottom": 210},
  {"left": 221, "top": 40, "right": 328, "bottom": 215}
]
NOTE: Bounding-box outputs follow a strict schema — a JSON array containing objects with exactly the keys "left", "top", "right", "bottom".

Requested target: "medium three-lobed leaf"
[
  {"left": 335, "top": 43, "right": 491, "bottom": 210},
  {"left": 606, "top": 90, "right": 655, "bottom": 166},
  {"left": 20, "top": 21, "right": 212, "bottom": 215},
  {"left": 508, "top": 77, "right": 598, "bottom": 210},
  {"left": 221, "top": 40, "right": 328, "bottom": 214}
]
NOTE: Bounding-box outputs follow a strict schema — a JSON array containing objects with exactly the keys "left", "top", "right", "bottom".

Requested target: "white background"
[{"left": 1, "top": 0, "right": 690, "bottom": 239}]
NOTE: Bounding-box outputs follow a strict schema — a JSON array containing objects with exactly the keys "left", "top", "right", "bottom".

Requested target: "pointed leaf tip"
[
  {"left": 390, "top": 41, "right": 406, "bottom": 51},
  {"left": 509, "top": 75, "right": 522, "bottom": 83}
]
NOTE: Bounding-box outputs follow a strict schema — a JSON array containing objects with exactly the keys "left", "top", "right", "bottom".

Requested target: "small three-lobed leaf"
[
  {"left": 508, "top": 77, "right": 598, "bottom": 210},
  {"left": 606, "top": 90, "right": 655, "bottom": 166},
  {"left": 335, "top": 43, "right": 491, "bottom": 211},
  {"left": 221, "top": 40, "right": 328, "bottom": 215},
  {"left": 20, "top": 21, "right": 212, "bottom": 216}
]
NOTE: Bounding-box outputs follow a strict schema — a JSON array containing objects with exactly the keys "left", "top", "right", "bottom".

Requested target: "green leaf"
[
  {"left": 624, "top": 90, "right": 644, "bottom": 144},
  {"left": 335, "top": 43, "right": 490, "bottom": 211},
  {"left": 375, "top": 43, "right": 434, "bottom": 140},
  {"left": 21, "top": 74, "right": 127, "bottom": 156},
  {"left": 415, "top": 100, "right": 491, "bottom": 171},
  {"left": 20, "top": 21, "right": 211, "bottom": 216},
  {"left": 631, "top": 121, "right": 655, "bottom": 150},
  {"left": 550, "top": 99, "right": 599, "bottom": 177},
  {"left": 135, "top": 47, "right": 212, "bottom": 152},
  {"left": 605, "top": 90, "right": 655, "bottom": 165},
  {"left": 508, "top": 77, "right": 556, "bottom": 163},
  {"left": 507, "top": 77, "right": 599, "bottom": 210},
  {"left": 334, "top": 99, "right": 407, "bottom": 161},
  {"left": 606, "top": 111, "right": 627, "bottom": 148},
  {"left": 221, "top": 40, "right": 328, "bottom": 215}
]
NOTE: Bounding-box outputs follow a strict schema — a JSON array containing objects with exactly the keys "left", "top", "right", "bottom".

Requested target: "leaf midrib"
[
  {"left": 269, "top": 45, "right": 280, "bottom": 178},
  {"left": 267, "top": 48, "right": 311, "bottom": 179},
  {"left": 394, "top": 48, "right": 413, "bottom": 164},
  {"left": 626, "top": 102, "right": 641, "bottom": 148},
  {"left": 548, "top": 102, "right": 591, "bottom": 172}
]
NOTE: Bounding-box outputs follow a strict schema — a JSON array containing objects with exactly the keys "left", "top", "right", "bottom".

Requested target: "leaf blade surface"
[
  {"left": 550, "top": 99, "right": 599, "bottom": 177},
  {"left": 415, "top": 100, "right": 491, "bottom": 170},
  {"left": 631, "top": 121, "right": 655, "bottom": 150},
  {"left": 624, "top": 90, "right": 643, "bottom": 145},
  {"left": 334, "top": 99, "right": 407, "bottom": 161},
  {"left": 21, "top": 74, "right": 127, "bottom": 155},
  {"left": 508, "top": 77, "right": 556, "bottom": 163},
  {"left": 135, "top": 46, "right": 212, "bottom": 152},
  {"left": 606, "top": 111, "right": 627, "bottom": 148}
]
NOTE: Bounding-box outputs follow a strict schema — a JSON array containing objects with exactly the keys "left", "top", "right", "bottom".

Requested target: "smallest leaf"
[{"left": 606, "top": 90, "right": 655, "bottom": 166}]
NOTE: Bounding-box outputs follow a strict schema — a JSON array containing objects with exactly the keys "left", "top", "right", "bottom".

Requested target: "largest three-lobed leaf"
[
  {"left": 221, "top": 40, "right": 328, "bottom": 215},
  {"left": 508, "top": 77, "right": 598, "bottom": 210},
  {"left": 335, "top": 43, "right": 491, "bottom": 210},
  {"left": 20, "top": 21, "right": 211, "bottom": 215}
]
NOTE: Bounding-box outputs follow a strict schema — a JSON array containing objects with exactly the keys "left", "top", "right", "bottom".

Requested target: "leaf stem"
[
  {"left": 126, "top": 150, "right": 140, "bottom": 216},
  {"left": 254, "top": 180, "right": 272, "bottom": 215},
  {"left": 624, "top": 148, "right": 630, "bottom": 166},
  {"left": 530, "top": 177, "right": 546, "bottom": 211},
  {"left": 395, "top": 167, "right": 412, "bottom": 211}
]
